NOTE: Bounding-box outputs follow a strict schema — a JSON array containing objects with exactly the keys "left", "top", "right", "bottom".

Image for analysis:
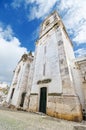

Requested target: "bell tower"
[{"left": 29, "top": 11, "right": 83, "bottom": 121}]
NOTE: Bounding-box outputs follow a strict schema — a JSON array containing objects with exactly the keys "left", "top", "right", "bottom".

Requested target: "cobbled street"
[{"left": 0, "top": 109, "right": 86, "bottom": 130}]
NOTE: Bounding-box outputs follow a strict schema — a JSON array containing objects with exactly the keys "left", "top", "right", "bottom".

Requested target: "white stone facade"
[
  {"left": 6, "top": 11, "right": 86, "bottom": 122},
  {"left": 6, "top": 53, "right": 34, "bottom": 107},
  {"left": 75, "top": 57, "right": 86, "bottom": 108}
]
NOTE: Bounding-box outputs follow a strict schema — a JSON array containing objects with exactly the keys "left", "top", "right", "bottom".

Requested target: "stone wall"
[
  {"left": 23, "top": 60, "right": 35, "bottom": 109},
  {"left": 28, "top": 11, "right": 83, "bottom": 121},
  {"left": 75, "top": 57, "right": 86, "bottom": 110},
  {"left": 47, "top": 95, "right": 82, "bottom": 122},
  {"left": 29, "top": 94, "right": 38, "bottom": 112},
  {"left": 6, "top": 54, "right": 33, "bottom": 108}
]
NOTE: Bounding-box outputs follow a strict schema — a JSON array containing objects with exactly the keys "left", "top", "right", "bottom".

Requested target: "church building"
[{"left": 6, "top": 11, "right": 86, "bottom": 122}]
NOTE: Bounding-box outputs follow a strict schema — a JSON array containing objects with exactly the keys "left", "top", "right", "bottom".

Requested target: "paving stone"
[
  {"left": 0, "top": 109, "right": 85, "bottom": 130},
  {"left": 74, "top": 126, "right": 86, "bottom": 130}
]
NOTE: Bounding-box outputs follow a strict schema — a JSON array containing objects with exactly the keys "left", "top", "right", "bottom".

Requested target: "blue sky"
[{"left": 0, "top": 0, "right": 86, "bottom": 84}]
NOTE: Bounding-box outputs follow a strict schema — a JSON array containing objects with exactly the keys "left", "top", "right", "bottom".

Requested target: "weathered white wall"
[
  {"left": 61, "top": 27, "right": 85, "bottom": 108},
  {"left": 31, "top": 28, "right": 62, "bottom": 94},
  {"left": 6, "top": 61, "right": 23, "bottom": 104},
  {"left": 23, "top": 59, "right": 34, "bottom": 109},
  {"left": 61, "top": 27, "right": 76, "bottom": 94},
  {"left": 29, "top": 11, "right": 83, "bottom": 122},
  {"left": 75, "top": 58, "right": 86, "bottom": 109},
  {"left": 81, "top": 62, "right": 86, "bottom": 109},
  {"left": 6, "top": 55, "right": 33, "bottom": 107},
  {"left": 12, "top": 61, "right": 30, "bottom": 107}
]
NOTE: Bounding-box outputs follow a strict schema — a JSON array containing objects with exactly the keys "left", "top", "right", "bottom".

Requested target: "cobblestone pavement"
[{"left": 0, "top": 108, "right": 86, "bottom": 130}]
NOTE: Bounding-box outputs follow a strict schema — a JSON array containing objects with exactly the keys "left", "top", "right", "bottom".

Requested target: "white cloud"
[
  {"left": 11, "top": 0, "right": 86, "bottom": 46},
  {"left": 11, "top": 0, "right": 24, "bottom": 8},
  {"left": 73, "top": 22, "right": 86, "bottom": 43},
  {"left": 0, "top": 24, "right": 27, "bottom": 84},
  {"left": 12, "top": 0, "right": 58, "bottom": 20},
  {"left": 75, "top": 48, "right": 86, "bottom": 57},
  {"left": 28, "top": 0, "right": 58, "bottom": 20},
  {"left": 58, "top": 0, "right": 86, "bottom": 45},
  {"left": 0, "top": 25, "right": 13, "bottom": 41}
]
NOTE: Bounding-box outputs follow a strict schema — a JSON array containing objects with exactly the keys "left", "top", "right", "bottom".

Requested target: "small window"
[
  {"left": 60, "top": 68, "right": 64, "bottom": 73},
  {"left": 44, "top": 46, "right": 46, "bottom": 54},
  {"left": 45, "top": 20, "right": 50, "bottom": 26},
  {"left": 83, "top": 76, "right": 86, "bottom": 81},
  {"left": 17, "top": 67, "right": 21, "bottom": 74},
  {"left": 83, "top": 72, "right": 86, "bottom": 81},
  {"left": 54, "top": 14, "right": 57, "bottom": 20},
  {"left": 65, "top": 67, "right": 69, "bottom": 74},
  {"left": 58, "top": 40, "right": 63, "bottom": 46},
  {"left": 43, "top": 64, "right": 46, "bottom": 76},
  {"left": 60, "top": 59, "right": 64, "bottom": 64},
  {"left": 56, "top": 25, "right": 59, "bottom": 30},
  {"left": 10, "top": 88, "right": 15, "bottom": 99}
]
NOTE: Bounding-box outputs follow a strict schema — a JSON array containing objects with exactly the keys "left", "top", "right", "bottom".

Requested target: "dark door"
[
  {"left": 20, "top": 92, "right": 26, "bottom": 107},
  {"left": 39, "top": 87, "right": 47, "bottom": 113}
]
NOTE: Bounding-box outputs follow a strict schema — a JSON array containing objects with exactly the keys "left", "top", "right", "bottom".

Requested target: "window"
[
  {"left": 65, "top": 67, "right": 69, "bottom": 74},
  {"left": 17, "top": 66, "right": 21, "bottom": 74},
  {"left": 10, "top": 88, "right": 15, "bottom": 99},
  {"left": 83, "top": 72, "right": 86, "bottom": 82},
  {"left": 44, "top": 46, "right": 46, "bottom": 54},
  {"left": 60, "top": 59, "right": 64, "bottom": 64},
  {"left": 54, "top": 14, "right": 57, "bottom": 20},
  {"left": 14, "top": 66, "right": 21, "bottom": 85},
  {"left": 56, "top": 25, "right": 59, "bottom": 30},
  {"left": 45, "top": 20, "right": 50, "bottom": 26},
  {"left": 58, "top": 40, "right": 63, "bottom": 46},
  {"left": 83, "top": 76, "right": 86, "bottom": 81},
  {"left": 43, "top": 64, "right": 46, "bottom": 76}
]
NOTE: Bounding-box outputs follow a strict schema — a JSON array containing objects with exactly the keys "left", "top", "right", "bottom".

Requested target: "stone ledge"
[
  {"left": 74, "top": 126, "right": 86, "bottom": 130},
  {"left": 30, "top": 93, "right": 38, "bottom": 95},
  {"left": 48, "top": 93, "right": 62, "bottom": 96}
]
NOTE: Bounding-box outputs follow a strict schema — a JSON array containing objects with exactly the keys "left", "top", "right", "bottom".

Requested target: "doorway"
[
  {"left": 39, "top": 87, "right": 47, "bottom": 113},
  {"left": 20, "top": 92, "right": 26, "bottom": 107}
]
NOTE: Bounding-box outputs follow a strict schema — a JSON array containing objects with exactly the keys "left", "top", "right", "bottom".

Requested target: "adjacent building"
[{"left": 6, "top": 11, "right": 86, "bottom": 122}]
